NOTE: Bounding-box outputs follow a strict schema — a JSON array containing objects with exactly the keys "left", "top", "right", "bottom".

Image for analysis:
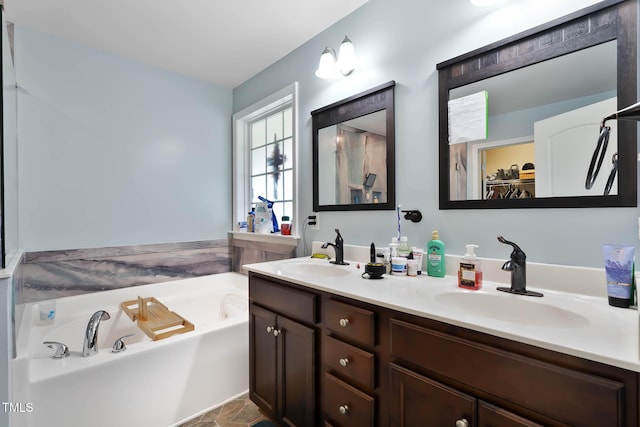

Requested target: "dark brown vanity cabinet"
[
  {"left": 249, "top": 275, "right": 319, "bottom": 426},
  {"left": 389, "top": 318, "right": 637, "bottom": 427},
  {"left": 249, "top": 272, "right": 639, "bottom": 427}
]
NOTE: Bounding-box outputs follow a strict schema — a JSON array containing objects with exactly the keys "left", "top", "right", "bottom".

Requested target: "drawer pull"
[
  {"left": 339, "top": 318, "right": 350, "bottom": 327},
  {"left": 339, "top": 357, "right": 349, "bottom": 367},
  {"left": 339, "top": 405, "right": 349, "bottom": 415},
  {"left": 455, "top": 419, "right": 469, "bottom": 427}
]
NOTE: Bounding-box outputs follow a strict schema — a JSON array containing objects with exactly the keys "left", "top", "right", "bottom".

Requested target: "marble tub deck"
[{"left": 17, "top": 240, "right": 232, "bottom": 303}]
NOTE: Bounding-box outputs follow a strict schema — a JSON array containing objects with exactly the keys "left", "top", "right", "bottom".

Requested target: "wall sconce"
[{"left": 315, "top": 36, "right": 357, "bottom": 79}]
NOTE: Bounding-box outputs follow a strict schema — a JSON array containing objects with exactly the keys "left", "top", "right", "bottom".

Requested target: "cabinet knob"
[
  {"left": 455, "top": 419, "right": 469, "bottom": 427},
  {"left": 272, "top": 329, "right": 281, "bottom": 337},
  {"left": 339, "top": 318, "right": 350, "bottom": 327},
  {"left": 339, "top": 405, "right": 349, "bottom": 415},
  {"left": 266, "top": 326, "right": 274, "bottom": 334},
  {"left": 339, "top": 357, "right": 349, "bottom": 367}
]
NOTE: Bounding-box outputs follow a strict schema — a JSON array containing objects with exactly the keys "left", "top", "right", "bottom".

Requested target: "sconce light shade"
[
  {"left": 315, "top": 47, "right": 339, "bottom": 79},
  {"left": 315, "top": 36, "right": 357, "bottom": 79},
  {"left": 337, "top": 36, "right": 356, "bottom": 76}
]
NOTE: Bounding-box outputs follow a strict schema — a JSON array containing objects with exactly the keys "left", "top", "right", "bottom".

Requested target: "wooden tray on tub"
[{"left": 120, "top": 296, "right": 194, "bottom": 341}]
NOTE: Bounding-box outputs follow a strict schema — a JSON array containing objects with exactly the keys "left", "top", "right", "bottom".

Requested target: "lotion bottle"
[
  {"left": 458, "top": 244, "right": 483, "bottom": 290},
  {"left": 427, "top": 231, "right": 446, "bottom": 277}
]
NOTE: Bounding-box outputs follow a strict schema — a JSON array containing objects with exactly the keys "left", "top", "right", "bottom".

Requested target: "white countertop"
[{"left": 245, "top": 255, "right": 640, "bottom": 372}]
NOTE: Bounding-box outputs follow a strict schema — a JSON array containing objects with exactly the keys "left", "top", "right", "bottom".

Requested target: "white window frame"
[{"left": 232, "top": 82, "right": 299, "bottom": 236}]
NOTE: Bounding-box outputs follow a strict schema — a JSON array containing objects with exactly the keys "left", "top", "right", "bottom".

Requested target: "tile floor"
[{"left": 178, "top": 393, "right": 271, "bottom": 427}]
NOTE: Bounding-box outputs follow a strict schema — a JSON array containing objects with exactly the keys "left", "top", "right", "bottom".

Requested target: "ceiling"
[{"left": 4, "top": 0, "right": 370, "bottom": 88}]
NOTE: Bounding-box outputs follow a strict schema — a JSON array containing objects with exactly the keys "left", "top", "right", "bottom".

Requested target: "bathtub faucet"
[{"left": 82, "top": 310, "right": 111, "bottom": 357}]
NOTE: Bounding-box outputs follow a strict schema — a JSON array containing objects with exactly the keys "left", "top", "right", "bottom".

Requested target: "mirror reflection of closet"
[{"left": 481, "top": 141, "right": 535, "bottom": 200}]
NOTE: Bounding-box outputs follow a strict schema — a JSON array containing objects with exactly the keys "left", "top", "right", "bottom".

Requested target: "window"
[
  {"left": 250, "top": 107, "right": 293, "bottom": 219},
  {"left": 233, "top": 83, "right": 298, "bottom": 234}
]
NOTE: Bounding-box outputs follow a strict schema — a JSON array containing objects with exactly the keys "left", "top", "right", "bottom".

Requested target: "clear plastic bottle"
[
  {"left": 247, "top": 210, "right": 255, "bottom": 232},
  {"left": 389, "top": 237, "right": 400, "bottom": 258},
  {"left": 398, "top": 236, "right": 411, "bottom": 258}
]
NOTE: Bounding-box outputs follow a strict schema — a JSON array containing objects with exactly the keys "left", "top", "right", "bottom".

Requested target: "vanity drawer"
[
  {"left": 324, "top": 335, "right": 375, "bottom": 389},
  {"left": 249, "top": 275, "right": 317, "bottom": 324},
  {"left": 324, "top": 299, "right": 375, "bottom": 347},
  {"left": 324, "top": 373, "right": 374, "bottom": 427},
  {"left": 390, "top": 319, "right": 625, "bottom": 427}
]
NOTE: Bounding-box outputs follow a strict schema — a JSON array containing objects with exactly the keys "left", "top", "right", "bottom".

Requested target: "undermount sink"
[
  {"left": 276, "top": 259, "right": 350, "bottom": 277},
  {"left": 433, "top": 292, "right": 590, "bottom": 328}
]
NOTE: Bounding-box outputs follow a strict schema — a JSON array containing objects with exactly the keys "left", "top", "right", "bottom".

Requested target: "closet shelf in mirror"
[{"left": 485, "top": 179, "right": 535, "bottom": 185}]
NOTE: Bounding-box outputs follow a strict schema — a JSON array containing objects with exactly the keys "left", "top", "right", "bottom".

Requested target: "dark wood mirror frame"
[
  {"left": 437, "top": 0, "right": 637, "bottom": 209},
  {"left": 312, "top": 81, "right": 396, "bottom": 211}
]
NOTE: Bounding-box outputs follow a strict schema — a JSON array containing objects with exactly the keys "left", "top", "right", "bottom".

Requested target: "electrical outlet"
[{"left": 308, "top": 213, "right": 319, "bottom": 230}]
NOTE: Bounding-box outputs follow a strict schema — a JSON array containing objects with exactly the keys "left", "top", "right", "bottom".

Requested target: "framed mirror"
[
  {"left": 312, "top": 81, "right": 396, "bottom": 211},
  {"left": 437, "top": 0, "right": 637, "bottom": 209}
]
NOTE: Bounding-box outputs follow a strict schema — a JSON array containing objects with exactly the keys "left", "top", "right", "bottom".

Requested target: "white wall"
[
  {"left": 233, "top": 0, "right": 638, "bottom": 268},
  {"left": 16, "top": 26, "right": 233, "bottom": 251}
]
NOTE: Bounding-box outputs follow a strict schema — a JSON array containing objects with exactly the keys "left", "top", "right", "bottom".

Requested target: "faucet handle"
[
  {"left": 43, "top": 341, "right": 70, "bottom": 359},
  {"left": 497, "top": 236, "right": 526, "bottom": 259},
  {"left": 112, "top": 334, "right": 135, "bottom": 353}
]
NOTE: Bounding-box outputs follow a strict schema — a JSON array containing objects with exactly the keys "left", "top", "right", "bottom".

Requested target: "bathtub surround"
[
  {"left": 229, "top": 232, "right": 298, "bottom": 274},
  {"left": 17, "top": 239, "right": 231, "bottom": 303}
]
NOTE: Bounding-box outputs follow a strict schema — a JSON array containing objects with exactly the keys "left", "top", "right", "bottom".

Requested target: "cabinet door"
[
  {"left": 250, "top": 304, "right": 278, "bottom": 417},
  {"left": 479, "top": 401, "right": 545, "bottom": 427},
  {"left": 390, "top": 363, "right": 475, "bottom": 427},
  {"left": 279, "top": 315, "right": 316, "bottom": 427}
]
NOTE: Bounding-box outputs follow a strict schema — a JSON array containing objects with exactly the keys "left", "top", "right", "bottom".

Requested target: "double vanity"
[{"left": 245, "top": 253, "right": 639, "bottom": 427}]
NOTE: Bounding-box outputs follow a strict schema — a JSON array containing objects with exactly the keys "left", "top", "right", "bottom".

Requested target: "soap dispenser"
[{"left": 458, "top": 244, "right": 482, "bottom": 290}]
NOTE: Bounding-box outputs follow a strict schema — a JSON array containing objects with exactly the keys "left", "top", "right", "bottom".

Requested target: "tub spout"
[{"left": 83, "top": 310, "right": 111, "bottom": 357}]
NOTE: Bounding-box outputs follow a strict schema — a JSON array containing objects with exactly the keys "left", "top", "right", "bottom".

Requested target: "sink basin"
[
  {"left": 276, "top": 260, "right": 350, "bottom": 277},
  {"left": 433, "top": 292, "right": 590, "bottom": 328}
]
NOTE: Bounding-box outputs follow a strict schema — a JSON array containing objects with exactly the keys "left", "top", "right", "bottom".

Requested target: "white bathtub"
[{"left": 10, "top": 272, "right": 249, "bottom": 427}]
